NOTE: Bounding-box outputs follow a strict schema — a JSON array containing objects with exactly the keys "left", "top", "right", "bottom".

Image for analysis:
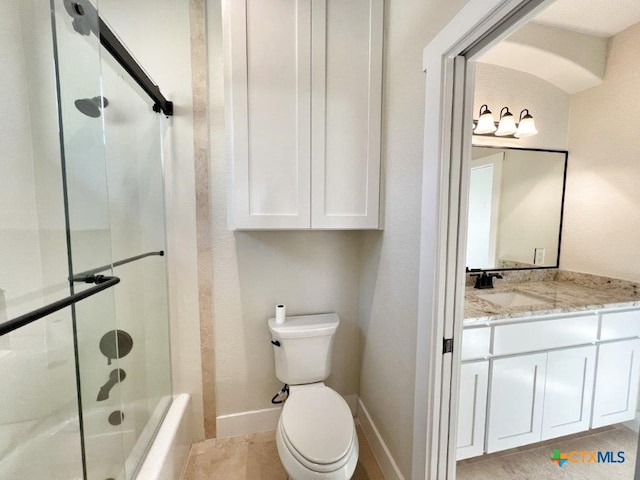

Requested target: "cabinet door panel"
[
  {"left": 224, "top": 0, "right": 311, "bottom": 229},
  {"left": 457, "top": 361, "right": 489, "bottom": 460},
  {"left": 487, "top": 353, "right": 546, "bottom": 453},
  {"left": 592, "top": 339, "right": 640, "bottom": 428},
  {"left": 542, "top": 346, "right": 596, "bottom": 440},
  {"left": 311, "top": 0, "right": 383, "bottom": 229}
]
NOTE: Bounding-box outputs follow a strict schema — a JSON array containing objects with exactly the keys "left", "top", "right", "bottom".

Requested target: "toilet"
[{"left": 268, "top": 313, "right": 358, "bottom": 479}]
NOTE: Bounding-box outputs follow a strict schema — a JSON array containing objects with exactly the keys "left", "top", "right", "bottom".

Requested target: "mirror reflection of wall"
[
  {"left": 467, "top": 147, "right": 567, "bottom": 270},
  {"left": 471, "top": 18, "right": 640, "bottom": 283}
]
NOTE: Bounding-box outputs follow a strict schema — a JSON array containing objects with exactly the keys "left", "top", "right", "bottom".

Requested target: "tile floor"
[
  {"left": 457, "top": 425, "right": 638, "bottom": 479},
  {"left": 181, "top": 424, "right": 385, "bottom": 480}
]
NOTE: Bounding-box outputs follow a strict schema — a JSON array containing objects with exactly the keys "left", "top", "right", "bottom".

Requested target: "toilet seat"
[{"left": 280, "top": 384, "right": 355, "bottom": 472}]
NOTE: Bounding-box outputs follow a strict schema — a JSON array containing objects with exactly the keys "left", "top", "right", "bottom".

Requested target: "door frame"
[{"left": 412, "top": 1, "right": 554, "bottom": 479}]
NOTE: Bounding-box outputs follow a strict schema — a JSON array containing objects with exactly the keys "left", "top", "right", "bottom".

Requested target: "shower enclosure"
[{"left": 1, "top": 0, "right": 174, "bottom": 478}]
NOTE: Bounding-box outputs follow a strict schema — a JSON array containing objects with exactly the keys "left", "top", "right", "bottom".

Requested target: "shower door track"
[
  {"left": 0, "top": 276, "right": 120, "bottom": 337},
  {"left": 65, "top": 0, "right": 174, "bottom": 116}
]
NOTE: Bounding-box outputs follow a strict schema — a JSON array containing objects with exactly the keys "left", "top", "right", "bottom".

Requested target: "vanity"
[{"left": 457, "top": 272, "right": 640, "bottom": 460}]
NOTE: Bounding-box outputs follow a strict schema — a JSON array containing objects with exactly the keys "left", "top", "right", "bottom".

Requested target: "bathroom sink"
[{"left": 476, "top": 291, "right": 553, "bottom": 308}]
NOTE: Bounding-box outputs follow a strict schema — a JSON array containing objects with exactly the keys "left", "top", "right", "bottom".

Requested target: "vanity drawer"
[
  {"left": 461, "top": 328, "right": 491, "bottom": 360},
  {"left": 493, "top": 314, "right": 598, "bottom": 356},
  {"left": 600, "top": 309, "right": 640, "bottom": 341}
]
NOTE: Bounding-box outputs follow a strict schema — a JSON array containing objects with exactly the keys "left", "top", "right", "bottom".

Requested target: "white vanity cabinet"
[
  {"left": 541, "top": 345, "right": 596, "bottom": 440},
  {"left": 223, "top": 0, "right": 383, "bottom": 230},
  {"left": 487, "top": 353, "right": 547, "bottom": 453},
  {"left": 456, "top": 361, "right": 489, "bottom": 460},
  {"left": 457, "top": 306, "right": 640, "bottom": 460},
  {"left": 592, "top": 338, "right": 640, "bottom": 428}
]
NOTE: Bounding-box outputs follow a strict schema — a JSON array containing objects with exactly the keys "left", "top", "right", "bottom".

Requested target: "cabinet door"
[
  {"left": 592, "top": 339, "right": 640, "bottom": 428},
  {"left": 456, "top": 361, "right": 489, "bottom": 460},
  {"left": 223, "top": 0, "right": 311, "bottom": 229},
  {"left": 487, "top": 353, "right": 546, "bottom": 453},
  {"left": 310, "top": 0, "right": 383, "bottom": 229},
  {"left": 542, "top": 346, "right": 596, "bottom": 440}
]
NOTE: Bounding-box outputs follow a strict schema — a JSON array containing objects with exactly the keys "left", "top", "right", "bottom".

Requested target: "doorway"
[{"left": 415, "top": 0, "right": 640, "bottom": 479}]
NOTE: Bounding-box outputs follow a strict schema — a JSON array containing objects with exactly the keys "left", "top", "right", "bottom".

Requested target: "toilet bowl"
[
  {"left": 275, "top": 384, "right": 358, "bottom": 479},
  {"left": 268, "top": 313, "right": 358, "bottom": 479}
]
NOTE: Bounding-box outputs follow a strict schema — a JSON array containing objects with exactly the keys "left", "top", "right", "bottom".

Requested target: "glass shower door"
[{"left": 51, "top": 0, "right": 173, "bottom": 478}]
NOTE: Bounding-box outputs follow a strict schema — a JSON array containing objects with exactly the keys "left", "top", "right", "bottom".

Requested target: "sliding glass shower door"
[{"left": 52, "top": 0, "right": 173, "bottom": 478}]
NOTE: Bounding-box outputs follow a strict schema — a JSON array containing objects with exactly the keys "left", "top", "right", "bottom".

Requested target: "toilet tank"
[{"left": 268, "top": 313, "right": 339, "bottom": 385}]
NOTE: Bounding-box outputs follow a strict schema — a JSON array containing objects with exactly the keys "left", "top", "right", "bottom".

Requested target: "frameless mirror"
[{"left": 466, "top": 146, "right": 567, "bottom": 271}]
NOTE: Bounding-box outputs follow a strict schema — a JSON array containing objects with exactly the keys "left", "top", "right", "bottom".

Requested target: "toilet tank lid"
[{"left": 268, "top": 313, "right": 339, "bottom": 339}]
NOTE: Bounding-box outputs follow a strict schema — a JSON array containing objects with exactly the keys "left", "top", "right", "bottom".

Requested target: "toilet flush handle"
[{"left": 271, "top": 340, "right": 281, "bottom": 347}]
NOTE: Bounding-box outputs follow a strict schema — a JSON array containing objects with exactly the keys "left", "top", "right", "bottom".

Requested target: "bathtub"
[
  {"left": 0, "top": 394, "right": 191, "bottom": 480},
  {"left": 135, "top": 394, "right": 192, "bottom": 480}
]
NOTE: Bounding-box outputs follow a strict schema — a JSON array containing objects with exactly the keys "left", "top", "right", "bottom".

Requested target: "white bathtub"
[
  {"left": 0, "top": 394, "right": 192, "bottom": 480},
  {"left": 135, "top": 394, "right": 192, "bottom": 480}
]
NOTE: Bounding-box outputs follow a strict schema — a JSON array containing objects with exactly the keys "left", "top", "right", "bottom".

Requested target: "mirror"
[{"left": 466, "top": 146, "right": 567, "bottom": 271}]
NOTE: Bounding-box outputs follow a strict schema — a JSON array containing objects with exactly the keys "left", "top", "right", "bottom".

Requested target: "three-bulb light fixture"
[{"left": 473, "top": 104, "right": 538, "bottom": 138}]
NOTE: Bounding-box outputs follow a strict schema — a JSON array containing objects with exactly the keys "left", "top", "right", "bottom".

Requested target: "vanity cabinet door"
[
  {"left": 487, "top": 353, "right": 546, "bottom": 453},
  {"left": 456, "top": 361, "right": 489, "bottom": 460},
  {"left": 592, "top": 339, "right": 640, "bottom": 428},
  {"left": 541, "top": 346, "right": 596, "bottom": 440}
]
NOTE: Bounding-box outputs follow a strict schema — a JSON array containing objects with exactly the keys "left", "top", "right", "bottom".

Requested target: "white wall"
[
  {"left": 473, "top": 63, "right": 570, "bottom": 150},
  {"left": 561, "top": 23, "right": 640, "bottom": 282},
  {"left": 98, "top": 0, "right": 204, "bottom": 439},
  {"left": 357, "top": 1, "right": 470, "bottom": 477}
]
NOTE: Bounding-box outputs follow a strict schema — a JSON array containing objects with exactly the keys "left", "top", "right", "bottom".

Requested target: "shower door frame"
[
  {"left": 413, "top": 1, "right": 553, "bottom": 479},
  {"left": 63, "top": 0, "right": 173, "bottom": 116}
]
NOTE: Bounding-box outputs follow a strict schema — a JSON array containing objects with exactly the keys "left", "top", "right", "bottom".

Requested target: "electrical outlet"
[{"left": 534, "top": 248, "right": 546, "bottom": 265}]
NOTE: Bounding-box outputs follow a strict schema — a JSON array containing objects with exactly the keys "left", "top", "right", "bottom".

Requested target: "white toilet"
[{"left": 268, "top": 313, "right": 358, "bottom": 480}]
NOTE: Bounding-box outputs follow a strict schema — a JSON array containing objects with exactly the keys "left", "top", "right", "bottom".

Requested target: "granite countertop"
[{"left": 464, "top": 270, "right": 640, "bottom": 325}]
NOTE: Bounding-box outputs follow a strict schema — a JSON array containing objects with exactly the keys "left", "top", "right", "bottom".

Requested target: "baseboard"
[
  {"left": 357, "top": 399, "right": 405, "bottom": 480},
  {"left": 216, "top": 406, "right": 282, "bottom": 438},
  {"left": 216, "top": 393, "right": 359, "bottom": 438}
]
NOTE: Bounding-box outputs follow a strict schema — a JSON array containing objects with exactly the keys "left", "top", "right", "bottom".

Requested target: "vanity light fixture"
[
  {"left": 515, "top": 109, "right": 538, "bottom": 138},
  {"left": 495, "top": 107, "right": 517, "bottom": 136},
  {"left": 473, "top": 104, "right": 497, "bottom": 134},
  {"left": 473, "top": 105, "right": 538, "bottom": 139}
]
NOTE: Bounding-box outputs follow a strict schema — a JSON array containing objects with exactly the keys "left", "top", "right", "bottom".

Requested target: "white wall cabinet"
[
  {"left": 592, "top": 338, "right": 640, "bottom": 428},
  {"left": 541, "top": 345, "right": 596, "bottom": 440},
  {"left": 456, "top": 361, "right": 489, "bottom": 460},
  {"left": 487, "top": 353, "right": 547, "bottom": 453},
  {"left": 223, "top": 0, "right": 383, "bottom": 230}
]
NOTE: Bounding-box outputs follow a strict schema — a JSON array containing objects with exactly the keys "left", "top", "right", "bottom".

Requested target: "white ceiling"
[{"left": 534, "top": 0, "right": 640, "bottom": 37}]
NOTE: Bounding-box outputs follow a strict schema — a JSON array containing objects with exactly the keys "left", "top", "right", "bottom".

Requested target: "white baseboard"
[
  {"left": 216, "top": 393, "right": 359, "bottom": 438},
  {"left": 357, "top": 399, "right": 405, "bottom": 480},
  {"left": 216, "top": 406, "right": 282, "bottom": 438}
]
